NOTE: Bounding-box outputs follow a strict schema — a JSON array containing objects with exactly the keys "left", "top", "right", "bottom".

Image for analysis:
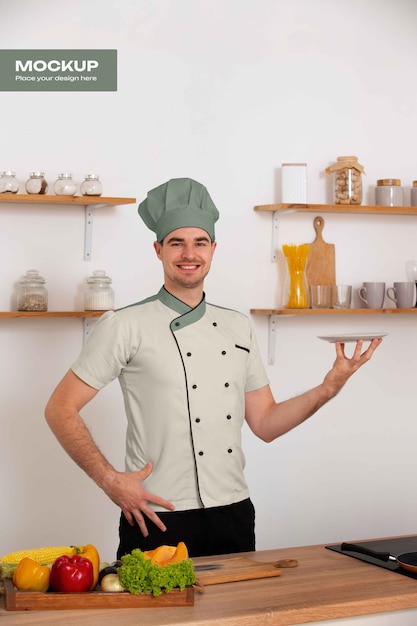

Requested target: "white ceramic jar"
[
  {"left": 375, "top": 179, "right": 404, "bottom": 207},
  {"left": 281, "top": 163, "right": 307, "bottom": 203}
]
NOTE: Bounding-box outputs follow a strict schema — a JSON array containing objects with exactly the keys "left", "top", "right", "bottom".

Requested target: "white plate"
[{"left": 318, "top": 332, "right": 387, "bottom": 343}]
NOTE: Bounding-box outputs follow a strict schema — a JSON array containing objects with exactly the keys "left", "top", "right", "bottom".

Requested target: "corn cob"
[{"left": 0, "top": 545, "right": 76, "bottom": 564}]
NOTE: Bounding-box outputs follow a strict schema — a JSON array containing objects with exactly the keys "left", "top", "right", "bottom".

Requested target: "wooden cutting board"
[
  {"left": 2, "top": 578, "right": 194, "bottom": 611},
  {"left": 195, "top": 556, "right": 297, "bottom": 586},
  {"left": 305, "top": 216, "right": 336, "bottom": 287},
  {"left": 2, "top": 558, "right": 298, "bottom": 610}
]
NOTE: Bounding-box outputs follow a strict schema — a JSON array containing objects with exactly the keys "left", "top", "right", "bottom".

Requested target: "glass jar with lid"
[
  {"left": 17, "top": 269, "right": 48, "bottom": 311},
  {"left": 80, "top": 174, "right": 103, "bottom": 197},
  {"left": 375, "top": 179, "right": 404, "bottom": 207},
  {"left": 84, "top": 270, "right": 115, "bottom": 311},
  {"left": 25, "top": 172, "right": 48, "bottom": 195},
  {"left": 325, "top": 156, "right": 364, "bottom": 205},
  {"left": 53, "top": 173, "right": 77, "bottom": 196},
  {"left": 0, "top": 171, "right": 19, "bottom": 194}
]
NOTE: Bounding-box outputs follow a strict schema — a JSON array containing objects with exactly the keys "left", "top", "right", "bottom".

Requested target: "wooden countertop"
[{"left": 2, "top": 539, "right": 417, "bottom": 625}]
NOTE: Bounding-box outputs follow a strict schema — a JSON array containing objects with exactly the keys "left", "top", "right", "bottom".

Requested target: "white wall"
[{"left": 1, "top": 0, "right": 417, "bottom": 564}]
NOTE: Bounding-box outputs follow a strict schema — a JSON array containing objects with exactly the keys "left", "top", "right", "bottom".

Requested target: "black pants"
[{"left": 117, "top": 498, "right": 255, "bottom": 559}]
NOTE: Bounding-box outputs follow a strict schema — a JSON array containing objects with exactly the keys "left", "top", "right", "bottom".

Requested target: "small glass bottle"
[
  {"left": 80, "top": 174, "right": 103, "bottom": 197},
  {"left": 0, "top": 170, "right": 19, "bottom": 194},
  {"left": 410, "top": 181, "right": 417, "bottom": 207},
  {"left": 325, "top": 156, "right": 364, "bottom": 205},
  {"left": 84, "top": 270, "right": 115, "bottom": 311},
  {"left": 17, "top": 269, "right": 48, "bottom": 312},
  {"left": 54, "top": 173, "right": 77, "bottom": 196},
  {"left": 375, "top": 179, "right": 404, "bottom": 207},
  {"left": 25, "top": 172, "right": 48, "bottom": 195}
]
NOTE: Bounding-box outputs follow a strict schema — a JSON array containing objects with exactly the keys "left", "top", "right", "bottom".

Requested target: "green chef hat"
[{"left": 138, "top": 178, "right": 219, "bottom": 242}]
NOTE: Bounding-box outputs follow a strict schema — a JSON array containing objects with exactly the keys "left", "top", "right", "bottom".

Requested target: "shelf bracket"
[
  {"left": 268, "top": 314, "right": 278, "bottom": 364},
  {"left": 83, "top": 317, "right": 95, "bottom": 345},
  {"left": 84, "top": 203, "right": 105, "bottom": 261},
  {"left": 267, "top": 313, "right": 294, "bottom": 365},
  {"left": 270, "top": 209, "right": 297, "bottom": 261},
  {"left": 271, "top": 212, "right": 279, "bottom": 261}
]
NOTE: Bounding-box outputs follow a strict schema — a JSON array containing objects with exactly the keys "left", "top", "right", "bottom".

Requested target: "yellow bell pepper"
[
  {"left": 76, "top": 544, "right": 100, "bottom": 589},
  {"left": 12, "top": 557, "right": 50, "bottom": 592}
]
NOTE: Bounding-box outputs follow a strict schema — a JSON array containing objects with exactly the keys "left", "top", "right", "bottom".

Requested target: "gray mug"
[
  {"left": 357, "top": 282, "right": 385, "bottom": 309},
  {"left": 386, "top": 282, "right": 415, "bottom": 309}
]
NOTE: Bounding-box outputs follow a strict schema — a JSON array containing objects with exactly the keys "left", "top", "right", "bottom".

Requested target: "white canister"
[
  {"left": 281, "top": 163, "right": 307, "bottom": 203},
  {"left": 375, "top": 179, "right": 404, "bottom": 207}
]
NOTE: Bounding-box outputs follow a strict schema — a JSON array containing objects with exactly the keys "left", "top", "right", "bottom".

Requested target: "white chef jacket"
[{"left": 71, "top": 287, "right": 269, "bottom": 512}]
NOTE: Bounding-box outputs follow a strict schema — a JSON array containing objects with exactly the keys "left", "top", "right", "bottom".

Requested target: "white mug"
[
  {"left": 357, "top": 282, "right": 385, "bottom": 309},
  {"left": 386, "top": 282, "right": 416, "bottom": 309}
]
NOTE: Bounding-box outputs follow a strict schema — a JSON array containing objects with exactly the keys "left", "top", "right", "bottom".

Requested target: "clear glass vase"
[{"left": 282, "top": 244, "right": 310, "bottom": 308}]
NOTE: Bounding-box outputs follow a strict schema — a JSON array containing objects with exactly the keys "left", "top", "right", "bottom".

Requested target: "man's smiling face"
[{"left": 154, "top": 227, "right": 217, "bottom": 293}]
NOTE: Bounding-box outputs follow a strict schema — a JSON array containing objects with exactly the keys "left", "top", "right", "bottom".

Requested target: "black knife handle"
[{"left": 341, "top": 542, "right": 391, "bottom": 562}]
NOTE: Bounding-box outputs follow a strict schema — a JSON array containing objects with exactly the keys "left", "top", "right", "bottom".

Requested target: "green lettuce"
[{"left": 118, "top": 549, "right": 195, "bottom": 596}]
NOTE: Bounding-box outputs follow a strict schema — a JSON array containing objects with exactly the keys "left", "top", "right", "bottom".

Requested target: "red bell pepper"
[{"left": 50, "top": 554, "right": 94, "bottom": 592}]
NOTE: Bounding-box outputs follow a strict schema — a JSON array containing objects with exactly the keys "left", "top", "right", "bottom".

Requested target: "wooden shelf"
[
  {"left": 251, "top": 308, "right": 417, "bottom": 316},
  {"left": 0, "top": 194, "right": 132, "bottom": 341},
  {"left": 0, "top": 194, "right": 136, "bottom": 206},
  {"left": 253, "top": 202, "right": 417, "bottom": 261},
  {"left": 0, "top": 310, "right": 107, "bottom": 343},
  {"left": 0, "top": 311, "right": 106, "bottom": 318},
  {"left": 254, "top": 202, "right": 417, "bottom": 216},
  {"left": 252, "top": 202, "right": 417, "bottom": 363},
  {"left": 251, "top": 308, "right": 417, "bottom": 365},
  {"left": 0, "top": 194, "right": 137, "bottom": 260}
]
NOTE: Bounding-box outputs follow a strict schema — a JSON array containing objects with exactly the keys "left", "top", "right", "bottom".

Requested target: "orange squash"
[
  {"left": 169, "top": 541, "right": 188, "bottom": 564},
  {"left": 143, "top": 542, "right": 188, "bottom": 566}
]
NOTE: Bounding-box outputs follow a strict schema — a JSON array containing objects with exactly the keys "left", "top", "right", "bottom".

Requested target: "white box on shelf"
[{"left": 281, "top": 163, "right": 307, "bottom": 203}]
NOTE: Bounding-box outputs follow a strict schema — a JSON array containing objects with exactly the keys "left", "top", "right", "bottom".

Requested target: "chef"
[{"left": 45, "top": 178, "right": 382, "bottom": 558}]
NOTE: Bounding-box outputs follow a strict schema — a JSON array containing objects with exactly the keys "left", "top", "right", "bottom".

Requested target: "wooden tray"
[
  {"left": 2, "top": 578, "right": 194, "bottom": 611},
  {"left": 194, "top": 556, "right": 295, "bottom": 585}
]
